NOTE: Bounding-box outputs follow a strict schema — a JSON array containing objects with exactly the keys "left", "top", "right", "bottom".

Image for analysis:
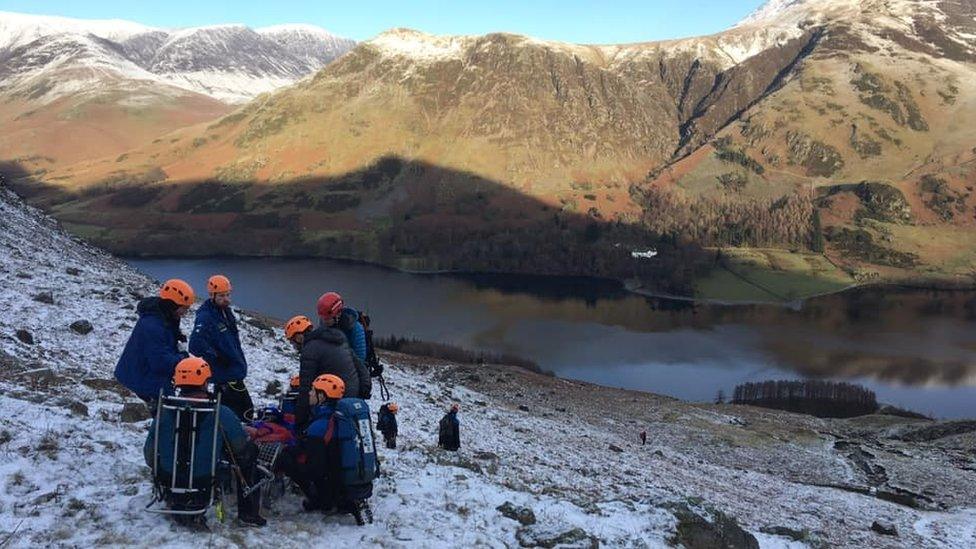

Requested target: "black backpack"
[{"left": 359, "top": 313, "right": 382, "bottom": 378}]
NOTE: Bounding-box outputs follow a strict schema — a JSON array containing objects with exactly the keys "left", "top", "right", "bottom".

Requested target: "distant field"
[{"left": 695, "top": 248, "right": 856, "bottom": 302}]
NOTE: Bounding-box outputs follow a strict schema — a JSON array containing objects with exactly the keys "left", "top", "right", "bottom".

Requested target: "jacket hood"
[
  {"left": 137, "top": 296, "right": 168, "bottom": 318},
  {"left": 306, "top": 326, "right": 348, "bottom": 345}
]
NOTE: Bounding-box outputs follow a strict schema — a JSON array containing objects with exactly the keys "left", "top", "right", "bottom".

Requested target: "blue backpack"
[{"left": 333, "top": 398, "right": 379, "bottom": 500}]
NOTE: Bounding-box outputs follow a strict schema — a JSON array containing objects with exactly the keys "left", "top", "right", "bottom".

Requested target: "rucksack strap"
[{"left": 322, "top": 415, "right": 337, "bottom": 446}]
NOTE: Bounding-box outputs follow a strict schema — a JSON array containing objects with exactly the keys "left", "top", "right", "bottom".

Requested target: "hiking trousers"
[{"left": 219, "top": 381, "right": 254, "bottom": 420}]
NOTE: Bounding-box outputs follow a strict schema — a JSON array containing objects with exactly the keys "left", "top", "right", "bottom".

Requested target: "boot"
[{"left": 236, "top": 464, "right": 266, "bottom": 527}]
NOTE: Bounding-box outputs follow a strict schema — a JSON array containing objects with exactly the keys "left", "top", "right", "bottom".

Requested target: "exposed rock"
[
  {"left": 69, "top": 320, "right": 93, "bottom": 335},
  {"left": 497, "top": 501, "right": 537, "bottom": 526},
  {"left": 67, "top": 401, "right": 89, "bottom": 417},
  {"left": 518, "top": 404, "right": 530, "bottom": 412},
  {"left": 33, "top": 291, "right": 54, "bottom": 304},
  {"left": 65, "top": 267, "right": 81, "bottom": 276},
  {"left": 516, "top": 525, "right": 598, "bottom": 548},
  {"left": 786, "top": 131, "right": 844, "bottom": 177},
  {"left": 871, "top": 521, "right": 898, "bottom": 536},
  {"left": 671, "top": 504, "right": 759, "bottom": 549},
  {"left": 15, "top": 329, "right": 34, "bottom": 345},
  {"left": 81, "top": 378, "right": 128, "bottom": 396},
  {"left": 759, "top": 526, "right": 809, "bottom": 542},
  {"left": 265, "top": 379, "right": 282, "bottom": 396},
  {"left": 474, "top": 451, "right": 500, "bottom": 461},
  {"left": 895, "top": 421, "right": 976, "bottom": 442},
  {"left": 120, "top": 402, "right": 151, "bottom": 423},
  {"left": 608, "top": 444, "right": 624, "bottom": 453}
]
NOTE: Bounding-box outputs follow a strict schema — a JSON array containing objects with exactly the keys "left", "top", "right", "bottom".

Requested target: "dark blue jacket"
[
  {"left": 305, "top": 402, "right": 338, "bottom": 439},
  {"left": 189, "top": 299, "right": 247, "bottom": 384},
  {"left": 114, "top": 297, "right": 186, "bottom": 401},
  {"left": 144, "top": 400, "right": 248, "bottom": 482},
  {"left": 377, "top": 405, "right": 398, "bottom": 437},
  {"left": 338, "top": 307, "right": 367, "bottom": 363}
]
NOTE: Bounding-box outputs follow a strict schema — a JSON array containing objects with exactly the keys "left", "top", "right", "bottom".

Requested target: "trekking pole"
[
  {"left": 220, "top": 428, "right": 252, "bottom": 495},
  {"left": 377, "top": 373, "right": 391, "bottom": 401}
]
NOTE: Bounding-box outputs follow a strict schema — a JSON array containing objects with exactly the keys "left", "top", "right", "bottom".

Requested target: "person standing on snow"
[
  {"left": 377, "top": 402, "right": 399, "bottom": 449},
  {"left": 115, "top": 279, "right": 194, "bottom": 408},
  {"left": 438, "top": 403, "right": 461, "bottom": 451},
  {"left": 293, "top": 293, "right": 371, "bottom": 428},
  {"left": 189, "top": 275, "right": 253, "bottom": 420}
]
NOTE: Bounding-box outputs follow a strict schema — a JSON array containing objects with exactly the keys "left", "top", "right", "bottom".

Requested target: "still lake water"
[{"left": 128, "top": 258, "right": 976, "bottom": 419}]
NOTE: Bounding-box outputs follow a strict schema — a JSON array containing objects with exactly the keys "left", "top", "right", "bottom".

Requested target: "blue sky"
[{"left": 2, "top": 1, "right": 767, "bottom": 44}]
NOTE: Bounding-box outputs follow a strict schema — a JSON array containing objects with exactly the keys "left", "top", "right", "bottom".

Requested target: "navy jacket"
[
  {"left": 114, "top": 297, "right": 186, "bottom": 401},
  {"left": 144, "top": 399, "right": 248, "bottom": 482},
  {"left": 189, "top": 299, "right": 248, "bottom": 384},
  {"left": 305, "top": 402, "right": 338, "bottom": 440},
  {"left": 338, "top": 307, "right": 367, "bottom": 363}
]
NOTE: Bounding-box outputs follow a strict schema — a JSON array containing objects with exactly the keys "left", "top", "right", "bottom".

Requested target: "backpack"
[
  {"left": 327, "top": 398, "right": 379, "bottom": 500},
  {"left": 359, "top": 313, "right": 394, "bottom": 401},
  {"left": 358, "top": 313, "right": 382, "bottom": 378}
]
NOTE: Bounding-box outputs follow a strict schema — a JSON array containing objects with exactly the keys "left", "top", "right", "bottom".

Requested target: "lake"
[{"left": 128, "top": 257, "right": 976, "bottom": 419}]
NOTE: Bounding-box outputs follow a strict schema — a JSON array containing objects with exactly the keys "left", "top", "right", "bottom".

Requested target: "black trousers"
[
  {"left": 280, "top": 441, "right": 341, "bottom": 511},
  {"left": 219, "top": 381, "right": 254, "bottom": 420}
]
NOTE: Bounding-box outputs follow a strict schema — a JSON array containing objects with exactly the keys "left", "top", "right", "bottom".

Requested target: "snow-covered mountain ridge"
[
  {"left": 0, "top": 183, "right": 974, "bottom": 547},
  {"left": 0, "top": 11, "right": 357, "bottom": 103}
]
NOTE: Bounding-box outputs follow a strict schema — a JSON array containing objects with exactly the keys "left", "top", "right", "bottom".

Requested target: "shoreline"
[{"left": 122, "top": 252, "right": 976, "bottom": 307}]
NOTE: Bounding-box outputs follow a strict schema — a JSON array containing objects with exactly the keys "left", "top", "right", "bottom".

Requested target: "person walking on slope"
[
  {"left": 377, "top": 402, "right": 399, "bottom": 449},
  {"left": 144, "top": 357, "right": 266, "bottom": 527},
  {"left": 189, "top": 275, "right": 253, "bottom": 420},
  {"left": 292, "top": 295, "right": 371, "bottom": 428},
  {"left": 438, "top": 403, "right": 461, "bottom": 451},
  {"left": 115, "top": 279, "right": 194, "bottom": 408}
]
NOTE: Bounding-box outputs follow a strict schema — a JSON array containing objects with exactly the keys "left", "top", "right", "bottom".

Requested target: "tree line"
[{"left": 731, "top": 379, "right": 879, "bottom": 418}]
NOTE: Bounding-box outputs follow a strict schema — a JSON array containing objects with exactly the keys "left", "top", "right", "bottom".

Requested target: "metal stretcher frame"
[{"left": 147, "top": 390, "right": 223, "bottom": 516}]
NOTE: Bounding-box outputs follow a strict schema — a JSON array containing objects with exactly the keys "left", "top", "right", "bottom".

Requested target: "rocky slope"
[
  {"left": 7, "top": 0, "right": 976, "bottom": 295},
  {"left": 1, "top": 174, "right": 975, "bottom": 547}
]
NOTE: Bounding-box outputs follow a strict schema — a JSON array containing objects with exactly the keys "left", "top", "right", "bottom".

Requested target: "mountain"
[
  {"left": 0, "top": 11, "right": 356, "bottom": 102},
  {"left": 0, "top": 184, "right": 973, "bottom": 546},
  {"left": 7, "top": 1, "right": 976, "bottom": 298},
  {"left": 0, "top": 11, "right": 355, "bottom": 171}
]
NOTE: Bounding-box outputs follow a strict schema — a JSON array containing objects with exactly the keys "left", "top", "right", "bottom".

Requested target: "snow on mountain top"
[
  {"left": 258, "top": 23, "right": 349, "bottom": 40},
  {"left": 0, "top": 10, "right": 155, "bottom": 50},
  {"left": 368, "top": 28, "right": 470, "bottom": 61}
]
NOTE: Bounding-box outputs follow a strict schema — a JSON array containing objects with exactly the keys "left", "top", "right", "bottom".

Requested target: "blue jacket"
[
  {"left": 189, "top": 299, "right": 247, "bottom": 384},
  {"left": 144, "top": 399, "right": 248, "bottom": 482},
  {"left": 338, "top": 307, "right": 367, "bottom": 363},
  {"left": 305, "top": 402, "right": 338, "bottom": 440},
  {"left": 114, "top": 297, "right": 186, "bottom": 401}
]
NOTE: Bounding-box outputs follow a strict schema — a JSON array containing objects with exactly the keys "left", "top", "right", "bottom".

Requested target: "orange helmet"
[
  {"left": 316, "top": 292, "right": 344, "bottom": 320},
  {"left": 207, "top": 275, "right": 232, "bottom": 295},
  {"left": 311, "top": 374, "right": 345, "bottom": 399},
  {"left": 387, "top": 402, "right": 399, "bottom": 414},
  {"left": 284, "top": 315, "right": 313, "bottom": 340},
  {"left": 289, "top": 375, "right": 300, "bottom": 389},
  {"left": 159, "top": 279, "right": 195, "bottom": 307},
  {"left": 173, "top": 357, "right": 211, "bottom": 387}
]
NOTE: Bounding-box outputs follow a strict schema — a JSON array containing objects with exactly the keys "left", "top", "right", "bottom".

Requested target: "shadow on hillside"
[{"left": 0, "top": 156, "right": 711, "bottom": 296}]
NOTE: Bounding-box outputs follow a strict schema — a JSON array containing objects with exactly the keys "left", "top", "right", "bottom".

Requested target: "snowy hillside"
[
  {"left": 0, "top": 11, "right": 356, "bottom": 103},
  {"left": 0, "top": 184, "right": 974, "bottom": 547}
]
